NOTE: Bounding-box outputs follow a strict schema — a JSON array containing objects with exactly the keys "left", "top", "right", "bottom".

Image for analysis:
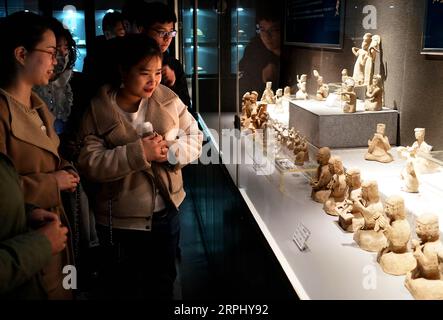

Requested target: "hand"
[
  {"left": 36, "top": 215, "right": 68, "bottom": 256},
  {"left": 66, "top": 169, "right": 80, "bottom": 192},
  {"left": 54, "top": 170, "right": 79, "bottom": 192},
  {"left": 377, "top": 216, "right": 387, "bottom": 230},
  {"left": 162, "top": 65, "right": 176, "bottom": 87},
  {"left": 30, "top": 208, "right": 58, "bottom": 229},
  {"left": 411, "top": 239, "right": 420, "bottom": 250},
  {"left": 141, "top": 135, "right": 169, "bottom": 162},
  {"left": 352, "top": 199, "right": 363, "bottom": 210}
]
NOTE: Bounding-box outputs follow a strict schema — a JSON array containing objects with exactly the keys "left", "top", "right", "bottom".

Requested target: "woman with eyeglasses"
[
  {"left": 34, "top": 17, "right": 77, "bottom": 138},
  {"left": 0, "top": 11, "right": 79, "bottom": 299}
]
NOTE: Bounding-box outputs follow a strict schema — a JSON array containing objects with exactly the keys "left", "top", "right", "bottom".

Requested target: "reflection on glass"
[
  {"left": 182, "top": 6, "right": 218, "bottom": 76},
  {"left": 95, "top": 9, "right": 118, "bottom": 36},
  {"left": 74, "top": 47, "right": 86, "bottom": 72},
  {"left": 4, "top": 0, "right": 39, "bottom": 15},
  {"left": 54, "top": 6, "right": 86, "bottom": 46},
  {"left": 54, "top": 5, "right": 86, "bottom": 72}
]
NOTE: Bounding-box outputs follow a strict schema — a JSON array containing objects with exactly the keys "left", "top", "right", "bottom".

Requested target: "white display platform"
[
  {"left": 288, "top": 99, "right": 399, "bottom": 148},
  {"left": 198, "top": 114, "right": 443, "bottom": 300}
]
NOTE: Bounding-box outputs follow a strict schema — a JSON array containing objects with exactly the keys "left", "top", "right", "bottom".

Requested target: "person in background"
[
  {"left": 102, "top": 11, "right": 126, "bottom": 40},
  {"left": 136, "top": 2, "right": 192, "bottom": 111},
  {"left": 0, "top": 11, "right": 79, "bottom": 299},
  {"left": 0, "top": 152, "right": 68, "bottom": 299},
  {"left": 239, "top": 3, "right": 281, "bottom": 94},
  {"left": 77, "top": 34, "right": 202, "bottom": 299},
  {"left": 34, "top": 17, "right": 77, "bottom": 136}
]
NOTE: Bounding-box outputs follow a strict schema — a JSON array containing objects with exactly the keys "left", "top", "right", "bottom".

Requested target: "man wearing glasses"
[
  {"left": 137, "top": 2, "right": 192, "bottom": 112},
  {"left": 239, "top": 4, "right": 281, "bottom": 96}
]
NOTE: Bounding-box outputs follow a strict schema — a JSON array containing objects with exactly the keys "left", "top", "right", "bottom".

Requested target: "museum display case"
[{"left": 193, "top": 0, "right": 443, "bottom": 299}]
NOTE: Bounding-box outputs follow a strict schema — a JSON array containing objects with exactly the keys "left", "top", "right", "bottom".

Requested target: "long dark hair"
[
  {"left": 46, "top": 16, "right": 77, "bottom": 70},
  {"left": 109, "top": 34, "right": 163, "bottom": 88},
  {"left": 0, "top": 11, "right": 52, "bottom": 88}
]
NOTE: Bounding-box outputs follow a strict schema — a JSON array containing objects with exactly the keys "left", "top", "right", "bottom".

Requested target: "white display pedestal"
[{"left": 288, "top": 99, "right": 399, "bottom": 148}]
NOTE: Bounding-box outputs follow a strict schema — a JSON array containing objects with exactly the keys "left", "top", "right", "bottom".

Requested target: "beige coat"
[
  {"left": 0, "top": 89, "right": 73, "bottom": 300},
  {"left": 77, "top": 84, "right": 202, "bottom": 231}
]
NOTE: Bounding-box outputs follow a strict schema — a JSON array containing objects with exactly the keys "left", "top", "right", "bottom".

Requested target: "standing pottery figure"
[
  {"left": 341, "top": 78, "right": 356, "bottom": 113},
  {"left": 377, "top": 195, "right": 417, "bottom": 275},
  {"left": 310, "top": 147, "right": 332, "bottom": 203},
  {"left": 401, "top": 158, "right": 419, "bottom": 193},
  {"left": 323, "top": 156, "right": 347, "bottom": 216},
  {"left": 364, "top": 35, "right": 381, "bottom": 85},
  {"left": 397, "top": 128, "right": 439, "bottom": 174},
  {"left": 274, "top": 88, "right": 283, "bottom": 112},
  {"left": 313, "top": 70, "right": 329, "bottom": 100},
  {"left": 338, "top": 168, "right": 364, "bottom": 232},
  {"left": 352, "top": 180, "right": 387, "bottom": 252},
  {"left": 341, "top": 68, "right": 350, "bottom": 87},
  {"left": 283, "top": 86, "right": 291, "bottom": 97},
  {"left": 365, "top": 123, "right": 393, "bottom": 163},
  {"left": 352, "top": 33, "right": 372, "bottom": 85},
  {"left": 405, "top": 213, "right": 443, "bottom": 300},
  {"left": 364, "top": 74, "right": 383, "bottom": 111},
  {"left": 261, "top": 81, "right": 275, "bottom": 104},
  {"left": 295, "top": 74, "right": 308, "bottom": 100}
]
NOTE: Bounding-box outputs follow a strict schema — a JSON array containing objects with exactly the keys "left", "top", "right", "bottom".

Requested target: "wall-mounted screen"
[
  {"left": 284, "top": 0, "right": 345, "bottom": 49},
  {"left": 422, "top": 0, "right": 443, "bottom": 54}
]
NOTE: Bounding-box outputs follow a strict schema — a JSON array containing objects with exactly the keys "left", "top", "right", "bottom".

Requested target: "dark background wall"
[{"left": 282, "top": 0, "right": 443, "bottom": 149}]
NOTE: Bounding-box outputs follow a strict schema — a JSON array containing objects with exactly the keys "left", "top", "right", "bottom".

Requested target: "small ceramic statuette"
[
  {"left": 401, "top": 158, "right": 419, "bottom": 193},
  {"left": 364, "top": 35, "right": 381, "bottom": 85},
  {"left": 377, "top": 195, "right": 417, "bottom": 275},
  {"left": 323, "top": 156, "right": 347, "bottom": 216},
  {"left": 397, "top": 128, "right": 439, "bottom": 175},
  {"left": 365, "top": 123, "right": 393, "bottom": 163},
  {"left": 341, "top": 78, "right": 356, "bottom": 113},
  {"left": 337, "top": 168, "right": 364, "bottom": 232},
  {"left": 261, "top": 81, "right": 275, "bottom": 104},
  {"left": 352, "top": 33, "right": 372, "bottom": 85},
  {"left": 310, "top": 147, "right": 332, "bottom": 203},
  {"left": 364, "top": 74, "right": 383, "bottom": 111},
  {"left": 313, "top": 70, "right": 329, "bottom": 101},
  {"left": 295, "top": 74, "right": 308, "bottom": 100},
  {"left": 283, "top": 86, "right": 291, "bottom": 97},
  {"left": 405, "top": 213, "right": 443, "bottom": 300},
  {"left": 352, "top": 180, "right": 387, "bottom": 252}
]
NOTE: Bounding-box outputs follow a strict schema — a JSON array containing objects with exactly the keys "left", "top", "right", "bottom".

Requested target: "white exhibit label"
[{"left": 293, "top": 223, "right": 311, "bottom": 251}]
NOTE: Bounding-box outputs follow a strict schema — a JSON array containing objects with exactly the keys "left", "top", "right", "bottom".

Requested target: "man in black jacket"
[{"left": 136, "top": 2, "right": 192, "bottom": 111}]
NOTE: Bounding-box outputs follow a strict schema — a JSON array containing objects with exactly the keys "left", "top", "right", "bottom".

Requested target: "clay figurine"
[
  {"left": 405, "top": 213, "right": 443, "bottom": 300},
  {"left": 323, "top": 156, "right": 347, "bottom": 216},
  {"left": 338, "top": 168, "right": 364, "bottom": 232},
  {"left": 401, "top": 158, "right": 419, "bottom": 193},
  {"left": 397, "top": 128, "right": 439, "bottom": 174},
  {"left": 261, "top": 81, "right": 275, "bottom": 104},
  {"left": 365, "top": 123, "right": 393, "bottom": 163},
  {"left": 352, "top": 180, "right": 387, "bottom": 252},
  {"left": 377, "top": 195, "right": 417, "bottom": 275},
  {"left": 283, "top": 86, "right": 291, "bottom": 97},
  {"left": 295, "top": 74, "right": 308, "bottom": 100},
  {"left": 313, "top": 70, "right": 329, "bottom": 101},
  {"left": 341, "top": 78, "right": 357, "bottom": 113},
  {"left": 364, "top": 35, "right": 381, "bottom": 85},
  {"left": 274, "top": 88, "right": 284, "bottom": 112},
  {"left": 352, "top": 33, "right": 372, "bottom": 85},
  {"left": 364, "top": 74, "right": 383, "bottom": 111},
  {"left": 310, "top": 147, "right": 332, "bottom": 203}
]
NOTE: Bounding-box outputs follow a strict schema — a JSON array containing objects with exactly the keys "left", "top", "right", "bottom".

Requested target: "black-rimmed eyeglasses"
[{"left": 151, "top": 29, "right": 177, "bottom": 39}]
